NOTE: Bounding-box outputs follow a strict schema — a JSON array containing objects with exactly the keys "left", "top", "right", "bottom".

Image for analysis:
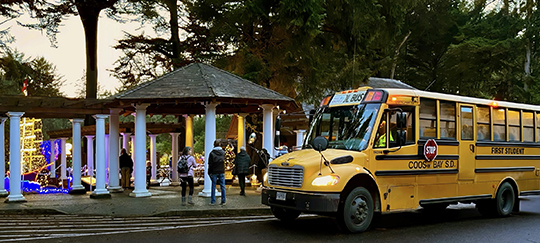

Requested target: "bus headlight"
[{"left": 311, "top": 175, "right": 340, "bottom": 186}]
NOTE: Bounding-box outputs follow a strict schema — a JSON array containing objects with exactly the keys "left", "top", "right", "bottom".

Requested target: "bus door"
[
  {"left": 373, "top": 107, "right": 418, "bottom": 210},
  {"left": 458, "top": 105, "right": 475, "bottom": 181}
]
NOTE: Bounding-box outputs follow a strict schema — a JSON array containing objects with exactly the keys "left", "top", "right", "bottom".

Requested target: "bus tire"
[
  {"left": 337, "top": 187, "right": 374, "bottom": 233},
  {"left": 271, "top": 206, "right": 300, "bottom": 221},
  {"left": 477, "top": 182, "right": 515, "bottom": 217},
  {"left": 494, "top": 182, "right": 515, "bottom": 217}
]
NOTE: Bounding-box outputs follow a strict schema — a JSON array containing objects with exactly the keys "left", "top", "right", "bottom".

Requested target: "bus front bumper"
[{"left": 261, "top": 188, "right": 340, "bottom": 213}]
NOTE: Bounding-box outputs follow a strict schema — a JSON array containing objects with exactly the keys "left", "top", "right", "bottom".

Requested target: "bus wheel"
[
  {"left": 271, "top": 206, "right": 301, "bottom": 221},
  {"left": 495, "top": 182, "right": 515, "bottom": 217},
  {"left": 477, "top": 182, "right": 515, "bottom": 217},
  {"left": 337, "top": 187, "right": 374, "bottom": 233}
]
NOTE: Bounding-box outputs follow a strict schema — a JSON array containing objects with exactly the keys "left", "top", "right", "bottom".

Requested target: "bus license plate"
[{"left": 276, "top": 192, "right": 286, "bottom": 201}]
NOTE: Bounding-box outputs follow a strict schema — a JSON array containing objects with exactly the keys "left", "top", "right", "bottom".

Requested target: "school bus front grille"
[{"left": 268, "top": 164, "right": 304, "bottom": 188}]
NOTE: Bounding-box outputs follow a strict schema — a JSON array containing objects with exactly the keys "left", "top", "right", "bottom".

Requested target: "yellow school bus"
[{"left": 262, "top": 86, "right": 540, "bottom": 233}]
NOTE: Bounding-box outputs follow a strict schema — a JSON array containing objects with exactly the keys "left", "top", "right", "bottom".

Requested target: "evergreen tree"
[{"left": 0, "top": 49, "right": 64, "bottom": 97}]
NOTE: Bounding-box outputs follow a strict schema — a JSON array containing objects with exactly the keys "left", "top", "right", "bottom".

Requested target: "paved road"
[{"left": 4, "top": 196, "right": 540, "bottom": 243}]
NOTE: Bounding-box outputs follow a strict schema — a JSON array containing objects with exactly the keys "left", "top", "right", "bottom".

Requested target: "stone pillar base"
[
  {"left": 68, "top": 188, "right": 87, "bottom": 195},
  {"left": 5, "top": 195, "right": 26, "bottom": 203},
  {"left": 107, "top": 186, "right": 124, "bottom": 193},
  {"left": 0, "top": 190, "right": 8, "bottom": 198},
  {"left": 90, "top": 193, "right": 112, "bottom": 199},
  {"left": 170, "top": 182, "right": 181, "bottom": 186},
  {"left": 129, "top": 190, "right": 151, "bottom": 198},
  {"left": 90, "top": 189, "right": 111, "bottom": 199}
]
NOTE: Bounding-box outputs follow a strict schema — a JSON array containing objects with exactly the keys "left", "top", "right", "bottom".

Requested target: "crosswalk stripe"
[{"left": 0, "top": 215, "right": 283, "bottom": 242}]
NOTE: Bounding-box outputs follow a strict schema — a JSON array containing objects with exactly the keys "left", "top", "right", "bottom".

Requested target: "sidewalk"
[{"left": 0, "top": 184, "right": 271, "bottom": 217}]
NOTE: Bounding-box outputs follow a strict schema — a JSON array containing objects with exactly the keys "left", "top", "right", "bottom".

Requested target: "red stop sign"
[{"left": 424, "top": 139, "right": 438, "bottom": 161}]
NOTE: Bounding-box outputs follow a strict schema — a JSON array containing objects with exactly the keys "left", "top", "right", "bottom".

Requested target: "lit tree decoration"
[
  {"left": 224, "top": 143, "right": 236, "bottom": 171},
  {"left": 20, "top": 118, "right": 46, "bottom": 173}
]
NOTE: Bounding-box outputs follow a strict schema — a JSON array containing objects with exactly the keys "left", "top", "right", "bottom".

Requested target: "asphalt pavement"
[{"left": 0, "top": 184, "right": 271, "bottom": 217}]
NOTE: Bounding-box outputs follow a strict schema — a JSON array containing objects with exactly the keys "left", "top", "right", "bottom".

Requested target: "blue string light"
[
  {"left": 3, "top": 176, "right": 70, "bottom": 194},
  {"left": 39, "top": 139, "right": 61, "bottom": 171}
]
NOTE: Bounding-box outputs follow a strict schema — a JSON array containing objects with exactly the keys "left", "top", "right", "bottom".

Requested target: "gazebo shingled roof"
[{"left": 106, "top": 63, "right": 299, "bottom": 115}]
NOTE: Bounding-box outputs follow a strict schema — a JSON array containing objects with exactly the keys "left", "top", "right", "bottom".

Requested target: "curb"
[
  {"left": 0, "top": 208, "right": 67, "bottom": 215},
  {"left": 152, "top": 208, "right": 272, "bottom": 217}
]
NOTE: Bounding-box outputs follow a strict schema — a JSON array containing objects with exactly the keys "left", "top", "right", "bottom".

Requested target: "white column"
[
  {"left": 130, "top": 135, "right": 135, "bottom": 162},
  {"left": 261, "top": 104, "right": 275, "bottom": 158},
  {"left": 108, "top": 108, "right": 122, "bottom": 192},
  {"left": 85, "top": 135, "right": 94, "bottom": 177},
  {"left": 294, "top": 130, "right": 306, "bottom": 148},
  {"left": 199, "top": 102, "right": 220, "bottom": 197},
  {"left": 130, "top": 103, "right": 151, "bottom": 198},
  {"left": 60, "top": 137, "right": 68, "bottom": 181},
  {"left": 70, "top": 118, "right": 85, "bottom": 193},
  {"left": 149, "top": 134, "right": 158, "bottom": 181},
  {"left": 49, "top": 139, "right": 56, "bottom": 177},
  {"left": 6, "top": 111, "right": 25, "bottom": 203},
  {"left": 121, "top": 132, "right": 131, "bottom": 150},
  {"left": 105, "top": 134, "right": 110, "bottom": 185},
  {"left": 91, "top": 114, "right": 111, "bottom": 199},
  {"left": 170, "top": 132, "right": 180, "bottom": 186},
  {"left": 237, "top": 113, "right": 248, "bottom": 152},
  {"left": 0, "top": 117, "right": 7, "bottom": 197},
  {"left": 184, "top": 114, "right": 194, "bottom": 148}
]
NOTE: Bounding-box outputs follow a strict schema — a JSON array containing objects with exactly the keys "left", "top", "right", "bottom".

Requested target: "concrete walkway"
[{"left": 0, "top": 185, "right": 271, "bottom": 217}]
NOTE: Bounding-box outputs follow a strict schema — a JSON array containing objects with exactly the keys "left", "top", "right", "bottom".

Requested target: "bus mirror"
[
  {"left": 274, "top": 117, "right": 281, "bottom": 148},
  {"left": 396, "top": 112, "right": 407, "bottom": 129},
  {"left": 312, "top": 136, "right": 328, "bottom": 152},
  {"left": 397, "top": 130, "right": 407, "bottom": 146}
]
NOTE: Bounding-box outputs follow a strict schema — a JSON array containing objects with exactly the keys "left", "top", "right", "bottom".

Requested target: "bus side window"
[
  {"left": 537, "top": 113, "right": 540, "bottom": 143},
  {"left": 477, "top": 106, "right": 490, "bottom": 141},
  {"left": 461, "top": 106, "right": 473, "bottom": 140},
  {"left": 508, "top": 110, "right": 520, "bottom": 142},
  {"left": 420, "top": 98, "right": 437, "bottom": 138},
  {"left": 523, "top": 111, "right": 534, "bottom": 142},
  {"left": 493, "top": 108, "right": 506, "bottom": 141},
  {"left": 440, "top": 101, "right": 456, "bottom": 139}
]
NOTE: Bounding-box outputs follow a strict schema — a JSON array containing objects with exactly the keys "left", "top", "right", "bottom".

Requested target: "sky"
[{"left": 6, "top": 13, "right": 145, "bottom": 98}]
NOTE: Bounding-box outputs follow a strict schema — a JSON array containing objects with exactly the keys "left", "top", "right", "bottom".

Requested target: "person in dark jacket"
[
  {"left": 233, "top": 146, "right": 251, "bottom": 196},
  {"left": 207, "top": 139, "right": 226, "bottom": 206},
  {"left": 119, "top": 149, "right": 133, "bottom": 189}
]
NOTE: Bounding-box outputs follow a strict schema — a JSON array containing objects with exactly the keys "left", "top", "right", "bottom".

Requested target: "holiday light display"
[{"left": 20, "top": 118, "right": 46, "bottom": 173}]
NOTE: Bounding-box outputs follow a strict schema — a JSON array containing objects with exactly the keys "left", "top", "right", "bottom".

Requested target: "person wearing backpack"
[{"left": 178, "top": 146, "right": 197, "bottom": 205}]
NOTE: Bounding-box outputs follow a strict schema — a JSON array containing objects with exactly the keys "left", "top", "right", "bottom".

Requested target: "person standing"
[
  {"left": 207, "top": 139, "right": 226, "bottom": 206},
  {"left": 233, "top": 146, "right": 251, "bottom": 196},
  {"left": 119, "top": 148, "right": 133, "bottom": 189},
  {"left": 146, "top": 161, "right": 152, "bottom": 188},
  {"left": 178, "top": 146, "right": 197, "bottom": 205}
]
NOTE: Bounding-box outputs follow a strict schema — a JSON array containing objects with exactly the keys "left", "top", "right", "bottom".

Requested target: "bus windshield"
[{"left": 304, "top": 103, "right": 381, "bottom": 151}]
